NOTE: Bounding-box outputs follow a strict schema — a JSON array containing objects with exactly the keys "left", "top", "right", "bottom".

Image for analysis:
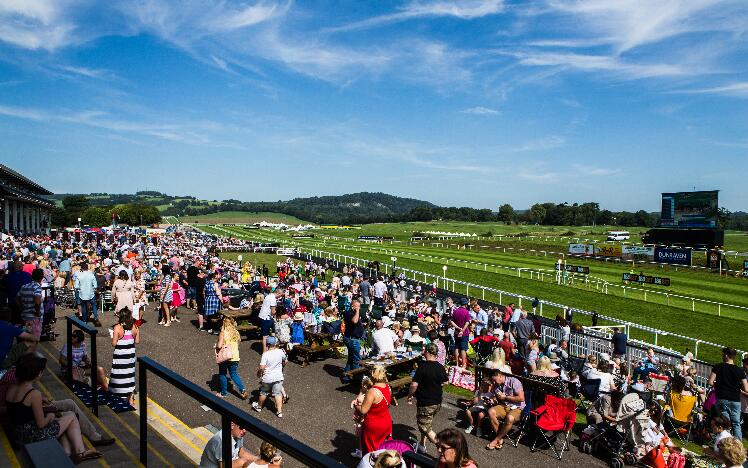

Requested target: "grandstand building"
[{"left": 0, "top": 164, "right": 54, "bottom": 235}]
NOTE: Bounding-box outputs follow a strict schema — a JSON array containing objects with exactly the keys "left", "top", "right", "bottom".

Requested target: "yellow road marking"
[
  {"left": 0, "top": 425, "right": 20, "bottom": 468},
  {"left": 147, "top": 397, "right": 209, "bottom": 443}
]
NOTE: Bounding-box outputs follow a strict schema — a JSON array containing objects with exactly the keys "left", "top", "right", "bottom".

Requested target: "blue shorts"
[
  {"left": 259, "top": 319, "right": 274, "bottom": 337},
  {"left": 187, "top": 287, "right": 196, "bottom": 300},
  {"left": 455, "top": 336, "right": 470, "bottom": 351}
]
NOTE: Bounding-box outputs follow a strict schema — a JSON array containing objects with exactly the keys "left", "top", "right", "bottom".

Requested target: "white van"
[{"left": 606, "top": 230, "right": 630, "bottom": 241}]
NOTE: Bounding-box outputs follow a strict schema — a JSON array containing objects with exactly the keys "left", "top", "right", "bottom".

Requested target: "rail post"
[
  {"left": 139, "top": 363, "right": 148, "bottom": 465},
  {"left": 222, "top": 414, "right": 232, "bottom": 468},
  {"left": 66, "top": 319, "right": 73, "bottom": 385},
  {"left": 90, "top": 333, "right": 98, "bottom": 416}
]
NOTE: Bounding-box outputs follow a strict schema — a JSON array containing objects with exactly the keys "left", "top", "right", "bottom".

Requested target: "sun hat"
[
  {"left": 266, "top": 336, "right": 278, "bottom": 346},
  {"left": 549, "top": 352, "right": 560, "bottom": 362},
  {"left": 293, "top": 312, "right": 304, "bottom": 321}
]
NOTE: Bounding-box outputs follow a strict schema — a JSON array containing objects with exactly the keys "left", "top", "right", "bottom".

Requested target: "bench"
[
  {"left": 24, "top": 439, "right": 74, "bottom": 467},
  {"left": 290, "top": 344, "right": 333, "bottom": 367},
  {"left": 389, "top": 376, "right": 413, "bottom": 393},
  {"left": 342, "top": 367, "right": 370, "bottom": 381}
]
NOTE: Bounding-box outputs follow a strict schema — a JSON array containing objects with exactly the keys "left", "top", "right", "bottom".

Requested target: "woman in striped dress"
[
  {"left": 158, "top": 265, "right": 173, "bottom": 327},
  {"left": 110, "top": 308, "right": 140, "bottom": 406}
]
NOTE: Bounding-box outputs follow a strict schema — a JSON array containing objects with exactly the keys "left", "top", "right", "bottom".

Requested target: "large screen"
[{"left": 660, "top": 190, "right": 718, "bottom": 228}]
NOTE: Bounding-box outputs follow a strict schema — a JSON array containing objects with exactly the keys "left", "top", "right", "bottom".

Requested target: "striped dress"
[
  {"left": 203, "top": 281, "right": 220, "bottom": 317},
  {"left": 110, "top": 327, "right": 136, "bottom": 397}
]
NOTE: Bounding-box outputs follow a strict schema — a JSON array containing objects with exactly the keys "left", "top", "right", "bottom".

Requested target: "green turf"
[
  {"left": 178, "top": 211, "right": 311, "bottom": 225},
  {"left": 208, "top": 224, "right": 747, "bottom": 362}
]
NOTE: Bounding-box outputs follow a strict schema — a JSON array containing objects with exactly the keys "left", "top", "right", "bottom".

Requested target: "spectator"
[
  {"left": 198, "top": 421, "right": 261, "bottom": 468},
  {"left": 74, "top": 263, "right": 99, "bottom": 326},
  {"left": 716, "top": 437, "right": 746, "bottom": 468},
  {"left": 252, "top": 336, "right": 287, "bottom": 418},
  {"left": 450, "top": 298, "right": 471, "bottom": 368},
  {"left": 435, "top": 428, "right": 477, "bottom": 468},
  {"left": 708, "top": 347, "right": 748, "bottom": 440},
  {"left": 16, "top": 268, "right": 44, "bottom": 338},
  {"left": 358, "top": 366, "right": 395, "bottom": 454},
  {"left": 484, "top": 348, "right": 511, "bottom": 374},
  {"left": 247, "top": 441, "right": 283, "bottom": 467},
  {"left": 463, "top": 379, "right": 493, "bottom": 437},
  {"left": 485, "top": 370, "right": 525, "bottom": 450},
  {"left": 4, "top": 260, "right": 31, "bottom": 323},
  {"left": 514, "top": 310, "right": 534, "bottom": 358},
  {"left": 7, "top": 353, "right": 102, "bottom": 463},
  {"left": 371, "top": 319, "right": 399, "bottom": 356},
  {"left": 215, "top": 317, "right": 247, "bottom": 400},
  {"left": 611, "top": 327, "right": 627, "bottom": 360},
  {"left": 111, "top": 270, "right": 134, "bottom": 316},
  {"left": 341, "top": 299, "right": 365, "bottom": 383},
  {"left": 703, "top": 414, "right": 733, "bottom": 459},
  {"left": 59, "top": 329, "right": 108, "bottom": 391},
  {"left": 109, "top": 308, "right": 139, "bottom": 406},
  {"left": 0, "top": 306, "right": 37, "bottom": 367},
  {"left": 531, "top": 297, "right": 539, "bottom": 314},
  {"left": 258, "top": 288, "right": 282, "bottom": 353},
  {"left": 356, "top": 449, "right": 405, "bottom": 468},
  {"left": 471, "top": 303, "right": 488, "bottom": 336},
  {"left": 408, "top": 343, "right": 448, "bottom": 454}
]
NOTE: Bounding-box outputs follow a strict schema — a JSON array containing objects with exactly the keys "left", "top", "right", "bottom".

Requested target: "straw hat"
[{"left": 293, "top": 312, "right": 304, "bottom": 321}]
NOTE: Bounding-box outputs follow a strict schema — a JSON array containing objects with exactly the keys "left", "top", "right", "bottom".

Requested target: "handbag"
[{"left": 215, "top": 345, "right": 233, "bottom": 364}]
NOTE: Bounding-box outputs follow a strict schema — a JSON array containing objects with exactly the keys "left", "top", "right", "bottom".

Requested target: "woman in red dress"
[{"left": 358, "top": 366, "right": 397, "bottom": 454}]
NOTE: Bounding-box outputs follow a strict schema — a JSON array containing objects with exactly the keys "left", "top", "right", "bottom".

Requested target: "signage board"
[
  {"left": 660, "top": 190, "right": 718, "bottom": 228},
  {"left": 706, "top": 250, "right": 721, "bottom": 269},
  {"left": 654, "top": 247, "right": 692, "bottom": 266},
  {"left": 555, "top": 264, "right": 590, "bottom": 274},
  {"left": 622, "top": 245, "right": 655, "bottom": 256},
  {"left": 743, "top": 260, "right": 748, "bottom": 277},
  {"left": 622, "top": 273, "right": 671, "bottom": 286},
  {"left": 594, "top": 244, "right": 622, "bottom": 257},
  {"left": 568, "top": 243, "right": 593, "bottom": 255}
]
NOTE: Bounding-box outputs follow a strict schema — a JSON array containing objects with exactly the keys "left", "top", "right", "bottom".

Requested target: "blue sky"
[{"left": 0, "top": 1, "right": 746, "bottom": 211}]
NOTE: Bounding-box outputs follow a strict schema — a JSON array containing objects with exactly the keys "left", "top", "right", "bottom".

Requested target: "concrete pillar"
[
  {"left": 20, "top": 203, "right": 26, "bottom": 234},
  {"left": 3, "top": 199, "right": 8, "bottom": 232},
  {"left": 33, "top": 207, "right": 38, "bottom": 233}
]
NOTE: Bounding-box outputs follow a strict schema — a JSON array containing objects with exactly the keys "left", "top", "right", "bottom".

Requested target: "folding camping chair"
[
  {"left": 508, "top": 389, "right": 533, "bottom": 448},
  {"left": 665, "top": 392, "right": 698, "bottom": 443},
  {"left": 530, "top": 394, "right": 578, "bottom": 460},
  {"left": 578, "top": 377, "right": 601, "bottom": 410}
]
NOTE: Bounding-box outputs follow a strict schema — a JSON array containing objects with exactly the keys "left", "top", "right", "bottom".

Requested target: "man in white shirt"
[
  {"left": 252, "top": 336, "right": 287, "bottom": 418},
  {"left": 258, "top": 288, "right": 283, "bottom": 354},
  {"left": 371, "top": 320, "right": 399, "bottom": 356},
  {"left": 372, "top": 277, "right": 387, "bottom": 308},
  {"left": 472, "top": 303, "right": 489, "bottom": 336}
]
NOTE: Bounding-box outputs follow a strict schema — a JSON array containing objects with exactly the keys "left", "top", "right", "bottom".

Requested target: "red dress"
[{"left": 361, "top": 384, "right": 393, "bottom": 453}]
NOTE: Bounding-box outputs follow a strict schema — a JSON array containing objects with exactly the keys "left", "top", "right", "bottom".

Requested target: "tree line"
[{"left": 51, "top": 195, "right": 161, "bottom": 228}]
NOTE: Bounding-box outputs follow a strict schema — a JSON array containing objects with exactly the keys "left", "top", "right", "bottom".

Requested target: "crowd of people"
[{"left": 0, "top": 228, "right": 746, "bottom": 468}]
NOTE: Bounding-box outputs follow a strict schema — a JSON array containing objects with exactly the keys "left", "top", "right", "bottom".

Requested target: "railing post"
[
  {"left": 90, "top": 330, "right": 98, "bottom": 416},
  {"left": 222, "top": 415, "right": 232, "bottom": 468},
  {"left": 66, "top": 318, "right": 73, "bottom": 385},
  {"left": 139, "top": 362, "right": 148, "bottom": 466}
]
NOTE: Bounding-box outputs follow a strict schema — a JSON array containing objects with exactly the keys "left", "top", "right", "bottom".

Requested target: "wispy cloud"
[
  {"left": 507, "top": 135, "right": 566, "bottom": 152},
  {"left": 572, "top": 164, "right": 621, "bottom": 177},
  {"left": 58, "top": 65, "right": 112, "bottom": 79},
  {"left": 461, "top": 106, "right": 499, "bottom": 115},
  {"left": 676, "top": 82, "right": 748, "bottom": 98},
  {"left": 0, "top": 103, "right": 220, "bottom": 145},
  {"left": 0, "top": 0, "right": 82, "bottom": 50},
  {"left": 325, "top": 0, "right": 505, "bottom": 33},
  {"left": 510, "top": 51, "right": 689, "bottom": 79}
]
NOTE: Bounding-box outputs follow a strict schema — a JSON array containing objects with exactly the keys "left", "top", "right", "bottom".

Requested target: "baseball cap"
[
  {"left": 458, "top": 297, "right": 469, "bottom": 306},
  {"left": 266, "top": 336, "right": 278, "bottom": 346}
]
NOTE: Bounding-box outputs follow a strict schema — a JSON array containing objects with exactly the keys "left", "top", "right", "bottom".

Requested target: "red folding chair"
[{"left": 530, "top": 394, "right": 577, "bottom": 460}]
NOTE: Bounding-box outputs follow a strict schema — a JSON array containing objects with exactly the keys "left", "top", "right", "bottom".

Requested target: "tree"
[
  {"left": 62, "top": 195, "right": 90, "bottom": 225},
  {"left": 498, "top": 204, "right": 515, "bottom": 224},
  {"left": 717, "top": 207, "right": 731, "bottom": 230},
  {"left": 81, "top": 207, "right": 111, "bottom": 227},
  {"left": 50, "top": 207, "right": 68, "bottom": 228}
]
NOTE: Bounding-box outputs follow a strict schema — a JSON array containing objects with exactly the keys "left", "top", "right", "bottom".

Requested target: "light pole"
[
  {"left": 391, "top": 256, "right": 397, "bottom": 274},
  {"left": 77, "top": 217, "right": 82, "bottom": 229},
  {"left": 442, "top": 265, "right": 447, "bottom": 288}
]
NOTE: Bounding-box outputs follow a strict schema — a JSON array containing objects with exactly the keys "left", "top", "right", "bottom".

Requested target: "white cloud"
[
  {"left": 461, "top": 106, "right": 499, "bottom": 115},
  {"left": 512, "top": 51, "right": 689, "bottom": 79},
  {"left": 0, "top": 0, "right": 81, "bottom": 50},
  {"left": 508, "top": 135, "right": 566, "bottom": 152},
  {"left": 325, "top": 0, "right": 504, "bottom": 33},
  {"left": 572, "top": 164, "right": 621, "bottom": 177},
  {"left": 677, "top": 82, "right": 748, "bottom": 98},
  {"left": 58, "top": 65, "right": 110, "bottom": 79}
]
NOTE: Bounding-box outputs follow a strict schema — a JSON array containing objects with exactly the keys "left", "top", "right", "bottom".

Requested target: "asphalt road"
[{"left": 52, "top": 306, "right": 607, "bottom": 468}]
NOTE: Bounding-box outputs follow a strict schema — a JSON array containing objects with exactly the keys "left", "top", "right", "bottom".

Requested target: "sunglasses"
[{"left": 436, "top": 444, "right": 453, "bottom": 452}]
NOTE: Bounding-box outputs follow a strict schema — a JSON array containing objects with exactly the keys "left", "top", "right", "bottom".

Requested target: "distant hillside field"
[{"left": 178, "top": 211, "right": 311, "bottom": 225}]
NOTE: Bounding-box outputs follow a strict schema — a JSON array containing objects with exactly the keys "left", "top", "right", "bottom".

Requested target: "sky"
[{"left": 0, "top": 0, "right": 747, "bottom": 212}]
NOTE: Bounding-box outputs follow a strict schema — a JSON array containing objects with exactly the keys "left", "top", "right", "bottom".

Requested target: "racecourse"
[{"left": 197, "top": 223, "right": 748, "bottom": 363}]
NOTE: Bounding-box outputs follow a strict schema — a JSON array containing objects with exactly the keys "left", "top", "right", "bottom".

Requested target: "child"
[
  {"left": 289, "top": 311, "right": 305, "bottom": 350},
  {"left": 351, "top": 376, "right": 373, "bottom": 458},
  {"left": 464, "top": 379, "right": 493, "bottom": 437}
]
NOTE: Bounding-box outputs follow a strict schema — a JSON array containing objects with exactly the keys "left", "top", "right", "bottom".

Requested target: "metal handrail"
[
  {"left": 137, "top": 356, "right": 345, "bottom": 468},
  {"left": 65, "top": 315, "right": 99, "bottom": 416}
]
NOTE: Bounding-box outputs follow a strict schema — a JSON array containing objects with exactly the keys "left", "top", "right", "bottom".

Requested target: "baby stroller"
[{"left": 580, "top": 393, "right": 650, "bottom": 468}]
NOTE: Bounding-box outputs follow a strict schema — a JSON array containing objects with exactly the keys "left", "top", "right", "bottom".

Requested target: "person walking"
[
  {"left": 203, "top": 272, "right": 222, "bottom": 334},
  {"left": 111, "top": 270, "right": 134, "bottom": 316},
  {"left": 450, "top": 298, "right": 471, "bottom": 368},
  {"left": 358, "top": 366, "right": 395, "bottom": 454},
  {"left": 17, "top": 268, "right": 44, "bottom": 339},
  {"left": 215, "top": 317, "right": 248, "bottom": 399},
  {"left": 75, "top": 263, "right": 100, "bottom": 326},
  {"left": 252, "top": 336, "right": 287, "bottom": 418},
  {"left": 408, "top": 343, "right": 448, "bottom": 455},
  {"left": 109, "top": 308, "right": 139, "bottom": 406},
  {"left": 158, "top": 265, "right": 173, "bottom": 326},
  {"left": 514, "top": 310, "right": 534, "bottom": 358},
  {"left": 708, "top": 347, "right": 748, "bottom": 440},
  {"left": 342, "top": 299, "right": 365, "bottom": 384}
]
